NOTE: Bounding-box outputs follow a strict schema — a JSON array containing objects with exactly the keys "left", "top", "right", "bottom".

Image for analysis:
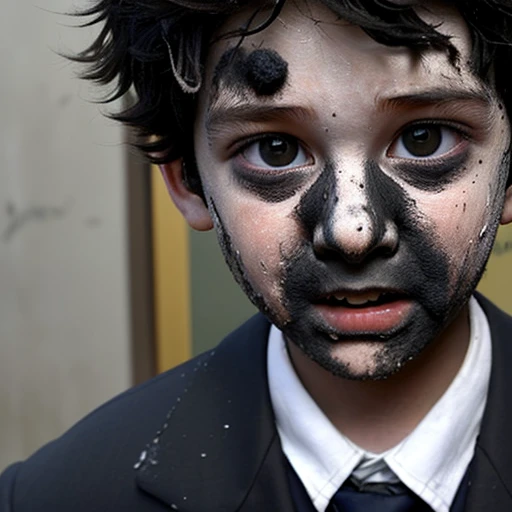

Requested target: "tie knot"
[{"left": 328, "top": 479, "right": 433, "bottom": 512}]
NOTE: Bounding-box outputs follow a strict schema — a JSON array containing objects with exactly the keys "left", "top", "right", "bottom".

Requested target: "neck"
[{"left": 287, "top": 305, "right": 471, "bottom": 453}]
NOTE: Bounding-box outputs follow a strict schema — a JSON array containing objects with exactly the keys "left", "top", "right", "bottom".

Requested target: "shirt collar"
[
  {"left": 385, "top": 297, "right": 491, "bottom": 511},
  {"left": 268, "top": 297, "right": 491, "bottom": 512}
]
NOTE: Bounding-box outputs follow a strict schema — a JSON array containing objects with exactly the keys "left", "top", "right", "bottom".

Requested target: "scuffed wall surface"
[{"left": 0, "top": 1, "right": 131, "bottom": 470}]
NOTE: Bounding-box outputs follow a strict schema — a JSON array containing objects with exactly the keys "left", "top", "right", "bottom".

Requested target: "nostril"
[{"left": 312, "top": 213, "right": 399, "bottom": 263}]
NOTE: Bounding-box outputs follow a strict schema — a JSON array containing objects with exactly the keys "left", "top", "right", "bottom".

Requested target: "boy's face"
[{"left": 190, "top": 0, "right": 511, "bottom": 379}]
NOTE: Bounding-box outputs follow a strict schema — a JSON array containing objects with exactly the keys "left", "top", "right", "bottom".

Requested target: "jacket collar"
[
  {"left": 465, "top": 294, "right": 512, "bottom": 511},
  {"left": 135, "top": 314, "right": 296, "bottom": 512}
]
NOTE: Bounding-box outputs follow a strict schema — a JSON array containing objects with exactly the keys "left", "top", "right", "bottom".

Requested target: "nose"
[{"left": 300, "top": 162, "right": 399, "bottom": 264}]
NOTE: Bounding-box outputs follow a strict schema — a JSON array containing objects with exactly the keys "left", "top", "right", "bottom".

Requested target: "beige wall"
[{"left": 0, "top": 1, "right": 131, "bottom": 470}]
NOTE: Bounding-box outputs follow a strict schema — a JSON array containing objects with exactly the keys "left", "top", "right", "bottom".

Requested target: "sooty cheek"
[{"left": 392, "top": 152, "right": 469, "bottom": 193}]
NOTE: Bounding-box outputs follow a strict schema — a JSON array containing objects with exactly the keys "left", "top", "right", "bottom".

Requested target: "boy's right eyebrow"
[{"left": 205, "top": 104, "right": 318, "bottom": 138}]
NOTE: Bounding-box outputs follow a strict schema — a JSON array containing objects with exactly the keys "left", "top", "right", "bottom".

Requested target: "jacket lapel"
[
  {"left": 465, "top": 295, "right": 512, "bottom": 511},
  {"left": 135, "top": 314, "right": 296, "bottom": 512}
]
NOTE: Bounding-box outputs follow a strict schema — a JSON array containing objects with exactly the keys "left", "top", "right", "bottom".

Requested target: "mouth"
[
  {"left": 321, "top": 291, "right": 403, "bottom": 308},
  {"left": 314, "top": 290, "right": 413, "bottom": 336}
]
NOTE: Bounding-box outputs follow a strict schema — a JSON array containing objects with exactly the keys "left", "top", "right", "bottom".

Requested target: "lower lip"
[{"left": 315, "top": 299, "right": 413, "bottom": 334}]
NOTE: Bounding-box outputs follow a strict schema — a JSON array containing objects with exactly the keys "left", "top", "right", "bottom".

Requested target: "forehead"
[{"left": 199, "top": 0, "right": 483, "bottom": 116}]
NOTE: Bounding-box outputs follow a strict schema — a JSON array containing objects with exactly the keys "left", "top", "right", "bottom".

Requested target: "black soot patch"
[
  {"left": 232, "top": 166, "right": 307, "bottom": 203},
  {"left": 292, "top": 160, "right": 450, "bottom": 316},
  {"left": 212, "top": 47, "right": 288, "bottom": 97},
  {"left": 393, "top": 152, "right": 468, "bottom": 193},
  {"left": 277, "top": 160, "right": 457, "bottom": 380},
  {"left": 245, "top": 49, "right": 288, "bottom": 96}
]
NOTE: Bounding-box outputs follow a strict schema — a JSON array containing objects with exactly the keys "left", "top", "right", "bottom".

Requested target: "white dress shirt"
[{"left": 268, "top": 297, "right": 491, "bottom": 512}]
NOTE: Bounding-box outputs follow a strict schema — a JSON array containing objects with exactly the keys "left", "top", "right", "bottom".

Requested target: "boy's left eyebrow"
[{"left": 377, "top": 87, "right": 493, "bottom": 111}]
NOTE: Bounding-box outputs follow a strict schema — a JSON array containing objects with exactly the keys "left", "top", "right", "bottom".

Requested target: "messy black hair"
[{"left": 74, "top": 0, "right": 512, "bottom": 169}]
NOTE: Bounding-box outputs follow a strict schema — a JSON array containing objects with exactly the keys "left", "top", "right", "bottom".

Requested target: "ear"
[{"left": 159, "top": 160, "right": 213, "bottom": 231}]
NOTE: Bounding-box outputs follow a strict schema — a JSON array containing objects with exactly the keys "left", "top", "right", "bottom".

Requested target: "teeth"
[
  {"left": 346, "top": 296, "right": 371, "bottom": 305},
  {"left": 330, "top": 292, "right": 381, "bottom": 305}
]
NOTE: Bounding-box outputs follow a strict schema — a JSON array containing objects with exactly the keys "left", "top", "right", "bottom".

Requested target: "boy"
[{"left": 2, "top": 1, "right": 512, "bottom": 510}]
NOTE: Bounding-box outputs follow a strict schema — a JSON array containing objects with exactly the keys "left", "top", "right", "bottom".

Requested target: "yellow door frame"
[{"left": 151, "top": 165, "right": 191, "bottom": 373}]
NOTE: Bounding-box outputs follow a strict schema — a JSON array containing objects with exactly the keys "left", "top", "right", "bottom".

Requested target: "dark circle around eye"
[
  {"left": 402, "top": 126, "right": 442, "bottom": 157},
  {"left": 259, "top": 136, "right": 299, "bottom": 167}
]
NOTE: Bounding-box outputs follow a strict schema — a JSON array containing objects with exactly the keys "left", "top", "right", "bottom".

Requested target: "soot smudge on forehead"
[
  {"left": 212, "top": 47, "right": 288, "bottom": 97},
  {"left": 245, "top": 49, "right": 288, "bottom": 96}
]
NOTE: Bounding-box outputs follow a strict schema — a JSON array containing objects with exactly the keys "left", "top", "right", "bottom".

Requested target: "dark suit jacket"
[{"left": 1, "top": 295, "right": 512, "bottom": 511}]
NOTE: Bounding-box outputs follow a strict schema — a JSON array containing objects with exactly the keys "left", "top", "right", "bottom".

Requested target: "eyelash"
[
  {"left": 232, "top": 133, "right": 314, "bottom": 172},
  {"left": 228, "top": 120, "right": 472, "bottom": 173},
  {"left": 387, "top": 120, "right": 471, "bottom": 161}
]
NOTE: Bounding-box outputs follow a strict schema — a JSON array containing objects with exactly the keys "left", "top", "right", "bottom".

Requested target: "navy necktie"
[{"left": 328, "top": 480, "right": 433, "bottom": 512}]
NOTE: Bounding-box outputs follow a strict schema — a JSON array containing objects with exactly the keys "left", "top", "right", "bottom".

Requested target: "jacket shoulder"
[
  {"left": 0, "top": 314, "right": 270, "bottom": 511},
  {"left": 0, "top": 350, "right": 213, "bottom": 512}
]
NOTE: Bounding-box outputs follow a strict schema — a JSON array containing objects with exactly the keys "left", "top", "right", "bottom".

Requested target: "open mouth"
[
  {"left": 314, "top": 290, "right": 413, "bottom": 334},
  {"left": 320, "top": 291, "right": 405, "bottom": 309}
]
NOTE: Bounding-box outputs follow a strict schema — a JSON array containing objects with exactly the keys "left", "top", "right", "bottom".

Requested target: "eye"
[
  {"left": 389, "top": 124, "right": 462, "bottom": 159},
  {"left": 240, "top": 135, "right": 312, "bottom": 170}
]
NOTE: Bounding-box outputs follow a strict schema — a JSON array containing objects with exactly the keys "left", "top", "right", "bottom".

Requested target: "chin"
[
  {"left": 283, "top": 314, "right": 440, "bottom": 382},
  {"left": 307, "top": 341, "right": 411, "bottom": 381}
]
